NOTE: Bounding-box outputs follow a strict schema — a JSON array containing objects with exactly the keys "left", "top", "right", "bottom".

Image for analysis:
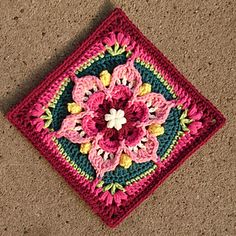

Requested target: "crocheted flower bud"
[
  {"left": 148, "top": 123, "right": 164, "bottom": 136},
  {"left": 119, "top": 154, "right": 132, "bottom": 169},
  {"left": 139, "top": 83, "right": 152, "bottom": 96},
  {"left": 67, "top": 102, "right": 82, "bottom": 114},
  {"left": 80, "top": 142, "right": 92, "bottom": 154},
  {"left": 99, "top": 70, "right": 111, "bottom": 87}
]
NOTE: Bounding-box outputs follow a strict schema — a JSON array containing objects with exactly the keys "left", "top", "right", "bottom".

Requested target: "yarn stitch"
[{"left": 7, "top": 8, "right": 225, "bottom": 228}]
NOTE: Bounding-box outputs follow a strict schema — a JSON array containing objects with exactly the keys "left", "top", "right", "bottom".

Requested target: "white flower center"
[{"left": 105, "top": 108, "right": 127, "bottom": 131}]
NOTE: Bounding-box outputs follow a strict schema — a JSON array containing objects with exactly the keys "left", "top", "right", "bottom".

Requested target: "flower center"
[{"left": 105, "top": 108, "right": 127, "bottom": 131}]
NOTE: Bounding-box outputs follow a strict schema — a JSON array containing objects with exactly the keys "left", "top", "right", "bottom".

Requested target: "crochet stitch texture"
[{"left": 7, "top": 8, "right": 225, "bottom": 227}]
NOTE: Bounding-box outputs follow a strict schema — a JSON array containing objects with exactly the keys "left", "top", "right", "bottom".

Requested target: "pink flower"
[{"left": 56, "top": 61, "right": 175, "bottom": 177}]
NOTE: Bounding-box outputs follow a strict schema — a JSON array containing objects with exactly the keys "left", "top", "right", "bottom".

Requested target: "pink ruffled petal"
[
  {"left": 31, "top": 118, "right": 44, "bottom": 132},
  {"left": 125, "top": 131, "right": 159, "bottom": 163},
  {"left": 98, "top": 128, "right": 120, "bottom": 153},
  {"left": 125, "top": 101, "right": 149, "bottom": 123},
  {"left": 56, "top": 113, "right": 90, "bottom": 143},
  {"left": 29, "top": 104, "right": 44, "bottom": 117},
  {"left": 113, "top": 191, "right": 127, "bottom": 206},
  {"left": 119, "top": 124, "right": 145, "bottom": 147},
  {"left": 110, "top": 85, "right": 133, "bottom": 110},
  {"left": 108, "top": 62, "right": 142, "bottom": 96},
  {"left": 99, "top": 191, "right": 113, "bottom": 206},
  {"left": 81, "top": 115, "right": 100, "bottom": 137},
  {"left": 188, "top": 121, "right": 202, "bottom": 134},
  {"left": 86, "top": 91, "right": 105, "bottom": 112},
  {"left": 103, "top": 32, "right": 116, "bottom": 46},
  {"left": 88, "top": 136, "right": 122, "bottom": 178},
  {"left": 188, "top": 104, "right": 203, "bottom": 121},
  {"left": 138, "top": 93, "right": 176, "bottom": 125},
  {"left": 72, "top": 76, "right": 105, "bottom": 108}
]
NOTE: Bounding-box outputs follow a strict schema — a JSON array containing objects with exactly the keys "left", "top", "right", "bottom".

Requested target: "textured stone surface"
[{"left": 0, "top": 0, "right": 235, "bottom": 235}]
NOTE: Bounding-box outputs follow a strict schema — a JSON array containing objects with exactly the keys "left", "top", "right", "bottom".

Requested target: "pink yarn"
[{"left": 56, "top": 61, "right": 174, "bottom": 177}]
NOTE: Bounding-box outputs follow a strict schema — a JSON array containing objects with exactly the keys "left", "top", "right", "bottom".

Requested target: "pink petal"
[
  {"left": 98, "top": 128, "right": 120, "bottom": 153},
  {"left": 188, "top": 105, "right": 203, "bottom": 120},
  {"left": 119, "top": 124, "right": 145, "bottom": 147},
  {"left": 86, "top": 91, "right": 105, "bottom": 112},
  {"left": 138, "top": 93, "right": 176, "bottom": 125},
  {"left": 103, "top": 32, "right": 116, "bottom": 46},
  {"left": 81, "top": 115, "right": 99, "bottom": 137},
  {"left": 188, "top": 121, "right": 202, "bottom": 134},
  {"left": 122, "top": 35, "right": 130, "bottom": 47},
  {"left": 125, "top": 101, "right": 149, "bottom": 123},
  {"left": 72, "top": 75, "right": 105, "bottom": 108},
  {"left": 190, "top": 111, "right": 203, "bottom": 121},
  {"left": 108, "top": 62, "right": 142, "bottom": 96},
  {"left": 56, "top": 113, "right": 90, "bottom": 143},
  {"left": 114, "top": 191, "right": 127, "bottom": 206},
  {"left": 88, "top": 136, "right": 122, "bottom": 178},
  {"left": 99, "top": 191, "right": 113, "bottom": 206},
  {"left": 188, "top": 104, "right": 197, "bottom": 116},
  {"left": 126, "top": 131, "right": 159, "bottom": 163},
  {"left": 111, "top": 85, "right": 133, "bottom": 110},
  {"left": 117, "top": 32, "right": 124, "bottom": 45},
  {"left": 29, "top": 104, "right": 44, "bottom": 117},
  {"left": 32, "top": 119, "right": 44, "bottom": 132}
]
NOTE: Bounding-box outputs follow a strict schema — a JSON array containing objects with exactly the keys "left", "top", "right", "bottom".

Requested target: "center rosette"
[{"left": 105, "top": 108, "right": 127, "bottom": 130}]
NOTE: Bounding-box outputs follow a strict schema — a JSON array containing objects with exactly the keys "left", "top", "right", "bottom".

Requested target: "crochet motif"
[
  {"left": 55, "top": 61, "right": 175, "bottom": 177},
  {"left": 7, "top": 8, "right": 225, "bottom": 228}
]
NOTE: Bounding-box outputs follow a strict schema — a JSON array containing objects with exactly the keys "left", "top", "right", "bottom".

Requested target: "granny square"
[{"left": 7, "top": 8, "right": 225, "bottom": 227}]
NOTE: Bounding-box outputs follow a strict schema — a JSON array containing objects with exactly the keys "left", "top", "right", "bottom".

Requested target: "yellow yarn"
[
  {"left": 139, "top": 83, "right": 152, "bottom": 96},
  {"left": 148, "top": 123, "right": 165, "bottom": 136},
  {"left": 119, "top": 154, "right": 132, "bottom": 169},
  {"left": 67, "top": 102, "right": 82, "bottom": 114},
  {"left": 99, "top": 70, "right": 111, "bottom": 87},
  {"left": 80, "top": 142, "right": 92, "bottom": 154}
]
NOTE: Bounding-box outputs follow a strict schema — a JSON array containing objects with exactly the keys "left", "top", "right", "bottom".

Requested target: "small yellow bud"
[
  {"left": 139, "top": 83, "right": 152, "bottom": 96},
  {"left": 99, "top": 70, "right": 111, "bottom": 87},
  {"left": 119, "top": 153, "right": 132, "bottom": 169},
  {"left": 80, "top": 142, "right": 92, "bottom": 154},
  {"left": 148, "top": 123, "right": 165, "bottom": 136},
  {"left": 67, "top": 102, "right": 82, "bottom": 114}
]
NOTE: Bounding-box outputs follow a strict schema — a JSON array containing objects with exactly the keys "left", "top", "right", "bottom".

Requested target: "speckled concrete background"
[{"left": 0, "top": 0, "right": 235, "bottom": 235}]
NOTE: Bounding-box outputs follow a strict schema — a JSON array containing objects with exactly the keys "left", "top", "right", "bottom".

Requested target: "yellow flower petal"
[
  {"left": 139, "top": 83, "right": 152, "bottom": 96},
  {"left": 80, "top": 142, "right": 92, "bottom": 154},
  {"left": 119, "top": 153, "right": 132, "bottom": 169},
  {"left": 148, "top": 123, "right": 165, "bottom": 136},
  {"left": 67, "top": 102, "right": 82, "bottom": 114},
  {"left": 99, "top": 70, "right": 111, "bottom": 87}
]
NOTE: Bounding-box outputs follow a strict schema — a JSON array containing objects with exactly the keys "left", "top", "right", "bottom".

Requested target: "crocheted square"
[{"left": 7, "top": 8, "right": 225, "bottom": 227}]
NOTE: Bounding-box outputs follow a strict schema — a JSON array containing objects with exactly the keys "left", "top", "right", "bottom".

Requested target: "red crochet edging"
[{"left": 6, "top": 8, "right": 226, "bottom": 227}]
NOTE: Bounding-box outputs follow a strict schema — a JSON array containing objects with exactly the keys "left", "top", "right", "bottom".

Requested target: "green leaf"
[
  {"left": 103, "top": 183, "right": 113, "bottom": 192},
  {"left": 180, "top": 109, "right": 188, "bottom": 120},
  {"left": 44, "top": 108, "right": 50, "bottom": 116},
  {"left": 96, "top": 181, "right": 104, "bottom": 188},
  {"left": 40, "top": 115, "right": 51, "bottom": 120},
  {"left": 111, "top": 184, "right": 116, "bottom": 195},
  {"left": 114, "top": 42, "right": 119, "bottom": 53},
  {"left": 115, "top": 183, "right": 125, "bottom": 192},
  {"left": 182, "top": 118, "right": 192, "bottom": 124},
  {"left": 106, "top": 46, "right": 114, "bottom": 55},
  {"left": 44, "top": 119, "right": 52, "bottom": 128}
]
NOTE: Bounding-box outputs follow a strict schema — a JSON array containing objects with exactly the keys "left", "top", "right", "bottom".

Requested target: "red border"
[{"left": 7, "top": 8, "right": 226, "bottom": 227}]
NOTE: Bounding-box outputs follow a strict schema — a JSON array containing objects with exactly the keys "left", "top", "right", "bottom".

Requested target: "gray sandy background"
[{"left": 0, "top": 0, "right": 235, "bottom": 235}]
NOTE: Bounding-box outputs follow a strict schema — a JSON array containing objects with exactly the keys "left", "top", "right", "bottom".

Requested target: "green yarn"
[
  {"left": 157, "top": 108, "right": 182, "bottom": 157},
  {"left": 50, "top": 51, "right": 182, "bottom": 187},
  {"left": 58, "top": 137, "right": 96, "bottom": 177},
  {"left": 134, "top": 62, "right": 174, "bottom": 100},
  {"left": 75, "top": 53, "right": 127, "bottom": 78},
  {"left": 51, "top": 81, "right": 74, "bottom": 131}
]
